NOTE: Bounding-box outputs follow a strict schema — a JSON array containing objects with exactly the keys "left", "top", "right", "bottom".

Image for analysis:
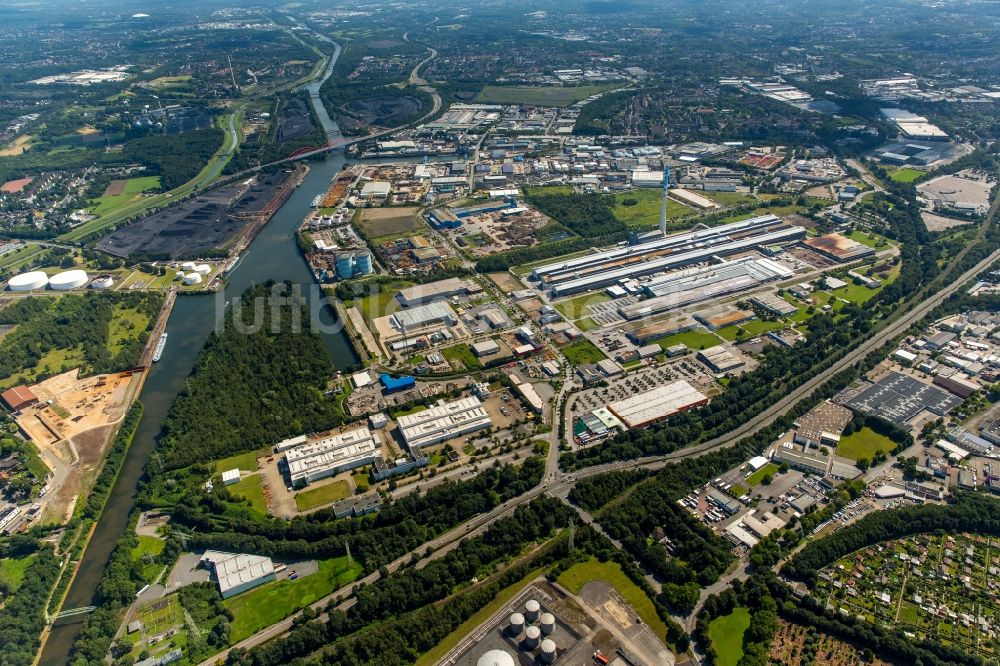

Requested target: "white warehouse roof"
[
  {"left": 607, "top": 380, "right": 708, "bottom": 428},
  {"left": 396, "top": 396, "right": 492, "bottom": 448},
  {"left": 285, "top": 426, "right": 381, "bottom": 485},
  {"left": 201, "top": 550, "right": 275, "bottom": 598}
]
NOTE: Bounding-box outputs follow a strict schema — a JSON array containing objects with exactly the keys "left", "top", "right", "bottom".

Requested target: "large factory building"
[
  {"left": 397, "top": 396, "right": 492, "bottom": 448},
  {"left": 530, "top": 215, "right": 805, "bottom": 296},
  {"left": 607, "top": 380, "right": 709, "bottom": 428},
  {"left": 284, "top": 426, "right": 382, "bottom": 486}
]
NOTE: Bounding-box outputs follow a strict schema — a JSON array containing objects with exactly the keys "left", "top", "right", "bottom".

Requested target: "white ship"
[
  {"left": 152, "top": 333, "right": 168, "bottom": 363},
  {"left": 311, "top": 194, "right": 322, "bottom": 207}
]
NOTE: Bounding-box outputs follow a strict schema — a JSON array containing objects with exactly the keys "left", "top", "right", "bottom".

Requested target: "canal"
[{"left": 39, "top": 40, "right": 354, "bottom": 665}]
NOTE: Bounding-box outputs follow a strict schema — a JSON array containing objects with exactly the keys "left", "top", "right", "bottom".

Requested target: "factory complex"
[
  {"left": 283, "top": 425, "right": 382, "bottom": 486},
  {"left": 607, "top": 380, "right": 709, "bottom": 429},
  {"left": 616, "top": 256, "right": 793, "bottom": 320},
  {"left": 396, "top": 396, "right": 493, "bottom": 449},
  {"left": 200, "top": 550, "right": 277, "bottom": 599},
  {"left": 530, "top": 214, "right": 805, "bottom": 296}
]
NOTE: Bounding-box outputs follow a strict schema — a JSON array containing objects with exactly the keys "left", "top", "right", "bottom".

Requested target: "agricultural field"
[
  {"left": 224, "top": 556, "right": 363, "bottom": 642},
  {"left": 708, "top": 606, "right": 750, "bottom": 666},
  {"left": 87, "top": 176, "right": 161, "bottom": 217},
  {"left": 474, "top": 84, "right": 620, "bottom": 107},
  {"left": 811, "top": 532, "right": 1000, "bottom": 660},
  {"left": 835, "top": 427, "right": 897, "bottom": 461}
]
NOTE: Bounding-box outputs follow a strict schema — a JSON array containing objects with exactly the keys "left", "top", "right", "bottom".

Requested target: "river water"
[{"left": 39, "top": 42, "right": 354, "bottom": 666}]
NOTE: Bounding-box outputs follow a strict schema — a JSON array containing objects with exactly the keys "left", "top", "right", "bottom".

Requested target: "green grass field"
[
  {"left": 354, "top": 281, "right": 413, "bottom": 320},
  {"left": 294, "top": 479, "right": 351, "bottom": 511},
  {"left": 888, "top": 167, "right": 925, "bottom": 183},
  {"left": 561, "top": 339, "right": 607, "bottom": 365},
  {"left": 214, "top": 450, "right": 261, "bottom": 474},
  {"left": 553, "top": 292, "right": 610, "bottom": 320},
  {"left": 131, "top": 535, "right": 166, "bottom": 582},
  {"left": 611, "top": 189, "right": 693, "bottom": 229},
  {"left": 474, "top": 84, "right": 620, "bottom": 107},
  {"left": 352, "top": 470, "right": 370, "bottom": 492},
  {"left": 0, "top": 242, "right": 47, "bottom": 273},
  {"left": 836, "top": 427, "right": 897, "bottom": 461},
  {"left": 745, "top": 463, "right": 779, "bottom": 487},
  {"left": 227, "top": 475, "right": 267, "bottom": 514},
  {"left": 650, "top": 329, "right": 721, "bottom": 351},
  {"left": 442, "top": 343, "right": 484, "bottom": 370},
  {"left": 0, "top": 554, "right": 36, "bottom": 592},
  {"left": 716, "top": 319, "right": 783, "bottom": 342},
  {"left": 107, "top": 305, "right": 152, "bottom": 356},
  {"left": 87, "top": 176, "right": 161, "bottom": 217},
  {"left": 225, "top": 556, "right": 362, "bottom": 642},
  {"left": 557, "top": 559, "right": 669, "bottom": 642},
  {"left": 708, "top": 606, "right": 751, "bottom": 666},
  {"left": 700, "top": 191, "right": 756, "bottom": 206}
]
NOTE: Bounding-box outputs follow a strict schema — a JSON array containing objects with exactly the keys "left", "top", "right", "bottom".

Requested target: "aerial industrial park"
[{"left": 0, "top": 2, "right": 1000, "bottom": 666}]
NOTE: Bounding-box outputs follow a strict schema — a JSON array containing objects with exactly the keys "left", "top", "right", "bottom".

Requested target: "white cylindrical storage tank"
[
  {"left": 508, "top": 612, "right": 524, "bottom": 637},
  {"left": 7, "top": 271, "right": 48, "bottom": 291},
  {"left": 182, "top": 272, "right": 203, "bottom": 286},
  {"left": 49, "top": 269, "right": 88, "bottom": 291},
  {"left": 524, "top": 625, "right": 541, "bottom": 649},
  {"left": 175, "top": 272, "right": 185, "bottom": 281},
  {"left": 90, "top": 274, "right": 114, "bottom": 290},
  {"left": 477, "top": 650, "right": 516, "bottom": 666},
  {"left": 195, "top": 263, "right": 211, "bottom": 274},
  {"left": 540, "top": 639, "right": 557, "bottom": 663},
  {"left": 525, "top": 599, "right": 541, "bottom": 622},
  {"left": 181, "top": 261, "right": 196, "bottom": 271},
  {"left": 540, "top": 612, "right": 555, "bottom": 635}
]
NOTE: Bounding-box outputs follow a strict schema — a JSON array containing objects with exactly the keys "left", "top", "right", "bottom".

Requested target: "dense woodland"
[
  {"left": 0, "top": 291, "right": 162, "bottom": 385},
  {"left": 523, "top": 190, "right": 626, "bottom": 238},
  {"left": 157, "top": 282, "right": 348, "bottom": 468},
  {"left": 0, "top": 539, "right": 61, "bottom": 666},
  {"left": 119, "top": 128, "right": 223, "bottom": 190}
]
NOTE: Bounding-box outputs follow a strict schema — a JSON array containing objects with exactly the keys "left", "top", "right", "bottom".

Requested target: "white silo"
[
  {"left": 7, "top": 270, "right": 49, "bottom": 291},
  {"left": 508, "top": 612, "right": 525, "bottom": 636},
  {"left": 524, "top": 625, "right": 541, "bottom": 649},
  {"left": 540, "top": 612, "right": 555, "bottom": 635},
  {"left": 90, "top": 274, "right": 114, "bottom": 290},
  {"left": 182, "top": 272, "right": 203, "bottom": 286},
  {"left": 49, "top": 269, "right": 89, "bottom": 291},
  {"left": 180, "top": 261, "right": 197, "bottom": 271},
  {"left": 540, "top": 638, "right": 557, "bottom": 663},
  {"left": 525, "top": 599, "right": 541, "bottom": 623},
  {"left": 477, "top": 650, "right": 515, "bottom": 666},
  {"left": 195, "top": 263, "right": 211, "bottom": 275}
]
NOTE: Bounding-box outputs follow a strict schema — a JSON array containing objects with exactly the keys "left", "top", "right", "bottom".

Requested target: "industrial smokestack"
[{"left": 659, "top": 164, "right": 670, "bottom": 236}]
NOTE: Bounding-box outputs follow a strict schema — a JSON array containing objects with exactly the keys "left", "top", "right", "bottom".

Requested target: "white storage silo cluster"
[
  {"left": 6, "top": 270, "right": 49, "bottom": 291},
  {"left": 48, "top": 269, "right": 89, "bottom": 291},
  {"left": 503, "top": 598, "right": 558, "bottom": 662}
]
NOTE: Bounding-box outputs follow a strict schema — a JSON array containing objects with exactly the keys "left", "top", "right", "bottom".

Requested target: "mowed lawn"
[
  {"left": 836, "top": 427, "right": 897, "bottom": 460},
  {"left": 745, "top": 463, "right": 779, "bottom": 487},
  {"left": 557, "top": 559, "right": 669, "bottom": 642},
  {"left": 889, "top": 167, "right": 925, "bottom": 183},
  {"left": 708, "top": 606, "right": 751, "bottom": 666},
  {"left": 227, "top": 475, "right": 267, "bottom": 514},
  {"left": 88, "top": 176, "right": 161, "bottom": 217},
  {"left": 294, "top": 479, "right": 351, "bottom": 511},
  {"left": 225, "top": 556, "right": 363, "bottom": 642},
  {"left": 651, "top": 329, "right": 721, "bottom": 352},
  {"left": 214, "top": 449, "right": 261, "bottom": 474}
]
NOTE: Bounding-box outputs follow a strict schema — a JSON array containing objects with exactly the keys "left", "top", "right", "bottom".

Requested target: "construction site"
[{"left": 436, "top": 200, "right": 563, "bottom": 258}]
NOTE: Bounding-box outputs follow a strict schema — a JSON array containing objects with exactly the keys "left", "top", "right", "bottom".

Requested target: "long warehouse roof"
[
  {"left": 607, "top": 380, "right": 709, "bottom": 428},
  {"left": 531, "top": 214, "right": 783, "bottom": 280},
  {"left": 551, "top": 225, "right": 805, "bottom": 295}
]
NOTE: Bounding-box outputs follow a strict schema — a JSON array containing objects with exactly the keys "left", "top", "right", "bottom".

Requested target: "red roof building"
[{"left": 1, "top": 385, "right": 38, "bottom": 412}]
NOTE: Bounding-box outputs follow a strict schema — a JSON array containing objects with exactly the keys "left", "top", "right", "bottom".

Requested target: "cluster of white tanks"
[
  {"left": 176, "top": 262, "right": 211, "bottom": 286},
  {"left": 5, "top": 269, "right": 91, "bottom": 292},
  {"left": 500, "top": 598, "right": 557, "bottom": 663}
]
